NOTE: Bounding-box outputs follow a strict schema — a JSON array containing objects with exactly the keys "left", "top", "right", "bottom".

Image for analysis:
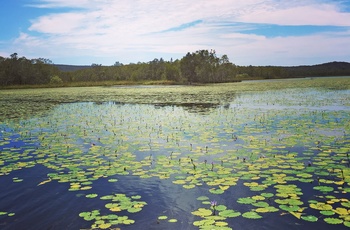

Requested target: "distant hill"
[
  {"left": 282, "top": 61, "right": 350, "bottom": 77},
  {"left": 54, "top": 64, "right": 93, "bottom": 72}
]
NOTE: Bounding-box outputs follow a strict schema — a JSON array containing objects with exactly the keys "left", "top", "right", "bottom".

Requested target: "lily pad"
[
  {"left": 209, "top": 188, "right": 224, "bottom": 194},
  {"left": 255, "top": 206, "right": 279, "bottom": 213},
  {"left": 261, "top": 193, "right": 274, "bottom": 198},
  {"left": 314, "top": 186, "right": 334, "bottom": 193},
  {"left": 344, "top": 221, "right": 350, "bottom": 227},
  {"left": 98, "top": 223, "right": 112, "bottom": 229},
  {"left": 279, "top": 205, "right": 300, "bottom": 212},
  {"left": 219, "top": 209, "right": 241, "bottom": 218},
  {"left": 242, "top": 211, "right": 262, "bottom": 219},
  {"left": 237, "top": 197, "right": 255, "bottom": 204},
  {"left": 86, "top": 193, "right": 98, "bottom": 198},
  {"left": 301, "top": 215, "right": 318, "bottom": 222},
  {"left": 127, "top": 207, "right": 142, "bottom": 213},
  {"left": 158, "top": 216, "right": 168, "bottom": 220},
  {"left": 310, "top": 203, "right": 333, "bottom": 211},
  {"left": 320, "top": 210, "right": 335, "bottom": 216},
  {"left": 197, "top": 196, "right": 209, "bottom": 201},
  {"left": 191, "top": 208, "right": 212, "bottom": 217},
  {"left": 324, "top": 217, "right": 343, "bottom": 224},
  {"left": 123, "top": 219, "right": 135, "bottom": 225}
]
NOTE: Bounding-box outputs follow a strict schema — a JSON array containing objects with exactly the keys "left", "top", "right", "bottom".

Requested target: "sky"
[{"left": 1, "top": 0, "right": 350, "bottom": 66}]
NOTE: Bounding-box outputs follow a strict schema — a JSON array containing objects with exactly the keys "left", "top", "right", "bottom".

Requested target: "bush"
[{"left": 50, "top": 75, "right": 63, "bottom": 85}]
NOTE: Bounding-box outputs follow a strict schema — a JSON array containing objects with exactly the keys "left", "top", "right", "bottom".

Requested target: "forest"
[{"left": 1, "top": 50, "right": 350, "bottom": 87}]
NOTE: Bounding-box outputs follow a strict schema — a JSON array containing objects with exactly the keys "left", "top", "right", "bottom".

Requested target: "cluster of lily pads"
[
  {"left": 0, "top": 78, "right": 350, "bottom": 229},
  {"left": 78, "top": 193, "right": 146, "bottom": 229}
]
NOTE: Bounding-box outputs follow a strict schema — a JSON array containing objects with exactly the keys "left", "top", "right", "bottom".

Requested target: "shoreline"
[{"left": 1, "top": 76, "right": 349, "bottom": 90}]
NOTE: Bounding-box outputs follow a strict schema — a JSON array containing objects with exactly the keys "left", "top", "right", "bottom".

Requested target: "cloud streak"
[
  {"left": 3, "top": 0, "right": 350, "bottom": 65},
  {"left": 237, "top": 2, "right": 350, "bottom": 26}
]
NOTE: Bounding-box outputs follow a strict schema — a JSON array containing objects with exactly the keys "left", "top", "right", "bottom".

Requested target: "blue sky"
[{"left": 1, "top": 0, "right": 350, "bottom": 66}]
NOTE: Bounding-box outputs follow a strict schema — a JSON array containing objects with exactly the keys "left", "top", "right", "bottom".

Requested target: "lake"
[{"left": 0, "top": 77, "right": 350, "bottom": 230}]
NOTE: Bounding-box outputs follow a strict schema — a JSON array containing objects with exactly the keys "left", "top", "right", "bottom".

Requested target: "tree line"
[
  {"left": 0, "top": 53, "right": 60, "bottom": 86},
  {"left": 1, "top": 50, "right": 350, "bottom": 87},
  {"left": 58, "top": 50, "right": 237, "bottom": 84}
]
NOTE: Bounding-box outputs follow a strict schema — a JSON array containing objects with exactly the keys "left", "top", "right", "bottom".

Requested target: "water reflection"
[{"left": 154, "top": 103, "right": 220, "bottom": 114}]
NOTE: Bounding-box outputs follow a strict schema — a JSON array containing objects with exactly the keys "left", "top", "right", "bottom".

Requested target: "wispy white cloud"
[
  {"left": 218, "top": 30, "right": 350, "bottom": 65},
  {"left": 3, "top": 0, "right": 350, "bottom": 65},
  {"left": 236, "top": 2, "right": 350, "bottom": 26},
  {"left": 25, "top": 0, "right": 100, "bottom": 9}
]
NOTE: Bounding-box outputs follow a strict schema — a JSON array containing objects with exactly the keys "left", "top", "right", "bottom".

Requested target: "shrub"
[{"left": 50, "top": 75, "right": 63, "bottom": 85}]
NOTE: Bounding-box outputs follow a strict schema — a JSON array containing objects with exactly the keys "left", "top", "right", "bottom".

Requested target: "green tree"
[
  {"left": 165, "top": 60, "right": 181, "bottom": 82},
  {"left": 180, "top": 50, "right": 223, "bottom": 83},
  {"left": 50, "top": 75, "right": 63, "bottom": 85},
  {"left": 180, "top": 52, "right": 197, "bottom": 83}
]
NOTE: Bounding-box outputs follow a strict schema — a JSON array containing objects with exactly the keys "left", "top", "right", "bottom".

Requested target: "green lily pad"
[
  {"left": 215, "top": 221, "right": 229, "bottom": 227},
  {"left": 98, "top": 223, "right": 112, "bottom": 229},
  {"left": 86, "top": 193, "right": 98, "bottom": 198},
  {"left": 183, "top": 184, "right": 195, "bottom": 189},
  {"left": 193, "top": 219, "right": 215, "bottom": 227},
  {"left": 320, "top": 210, "right": 335, "bottom": 216},
  {"left": 209, "top": 188, "right": 224, "bottom": 194},
  {"left": 301, "top": 215, "right": 318, "bottom": 222},
  {"left": 158, "top": 215, "right": 168, "bottom": 220},
  {"left": 131, "top": 195, "right": 141, "bottom": 199},
  {"left": 324, "top": 217, "right": 343, "bottom": 224},
  {"left": 252, "top": 195, "right": 265, "bottom": 201},
  {"left": 215, "top": 205, "right": 227, "bottom": 211},
  {"left": 107, "top": 214, "right": 119, "bottom": 220},
  {"left": 128, "top": 207, "right": 142, "bottom": 213},
  {"left": 237, "top": 197, "right": 255, "bottom": 204},
  {"left": 242, "top": 211, "right": 262, "bottom": 219},
  {"left": 250, "top": 186, "right": 267, "bottom": 192},
  {"left": 310, "top": 203, "right": 333, "bottom": 211},
  {"left": 279, "top": 205, "right": 300, "bottom": 212},
  {"left": 191, "top": 208, "right": 212, "bottom": 217},
  {"left": 252, "top": 201, "right": 269, "bottom": 208},
  {"left": 197, "top": 196, "right": 209, "bottom": 201},
  {"left": 341, "top": 202, "right": 350, "bottom": 208},
  {"left": 314, "top": 186, "right": 334, "bottom": 193},
  {"left": 274, "top": 199, "right": 289, "bottom": 205},
  {"left": 123, "top": 219, "right": 135, "bottom": 225},
  {"left": 255, "top": 206, "right": 279, "bottom": 213},
  {"left": 261, "top": 193, "right": 274, "bottom": 198},
  {"left": 219, "top": 209, "right": 241, "bottom": 218},
  {"left": 13, "top": 177, "right": 23, "bottom": 183}
]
